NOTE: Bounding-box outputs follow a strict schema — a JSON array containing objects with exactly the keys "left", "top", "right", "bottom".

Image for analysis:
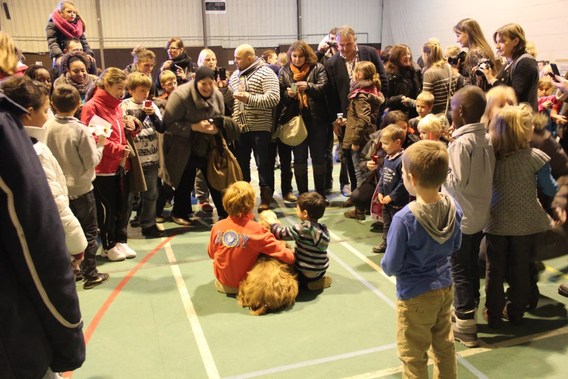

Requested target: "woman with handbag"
[
  {"left": 163, "top": 66, "right": 240, "bottom": 225},
  {"left": 278, "top": 41, "right": 329, "bottom": 200},
  {"left": 422, "top": 40, "right": 460, "bottom": 117}
]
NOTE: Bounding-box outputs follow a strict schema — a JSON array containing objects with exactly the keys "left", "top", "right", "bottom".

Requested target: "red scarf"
[
  {"left": 290, "top": 64, "right": 310, "bottom": 109},
  {"left": 51, "top": 9, "right": 84, "bottom": 39}
]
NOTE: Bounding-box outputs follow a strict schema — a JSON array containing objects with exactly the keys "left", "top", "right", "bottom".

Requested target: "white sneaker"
[
  {"left": 102, "top": 245, "right": 126, "bottom": 261},
  {"left": 117, "top": 242, "right": 137, "bottom": 259}
]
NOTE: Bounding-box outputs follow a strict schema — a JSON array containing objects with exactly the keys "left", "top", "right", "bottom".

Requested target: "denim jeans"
[
  {"left": 350, "top": 149, "right": 365, "bottom": 188},
  {"left": 237, "top": 130, "right": 274, "bottom": 191},
  {"left": 451, "top": 232, "right": 483, "bottom": 315},
  {"left": 396, "top": 286, "right": 456, "bottom": 379},
  {"left": 130, "top": 165, "right": 159, "bottom": 229},
  {"left": 69, "top": 190, "right": 99, "bottom": 279}
]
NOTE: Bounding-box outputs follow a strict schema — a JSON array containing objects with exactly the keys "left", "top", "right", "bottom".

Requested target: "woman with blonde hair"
[
  {"left": 0, "top": 31, "right": 19, "bottom": 79},
  {"left": 422, "top": 40, "right": 459, "bottom": 116},
  {"left": 481, "top": 85, "right": 518, "bottom": 125}
]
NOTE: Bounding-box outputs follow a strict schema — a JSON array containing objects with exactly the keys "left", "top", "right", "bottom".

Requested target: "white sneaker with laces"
[
  {"left": 102, "top": 245, "right": 126, "bottom": 261},
  {"left": 117, "top": 242, "right": 137, "bottom": 259}
]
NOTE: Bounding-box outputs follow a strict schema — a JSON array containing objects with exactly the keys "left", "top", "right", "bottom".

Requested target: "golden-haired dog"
[
  {"left": 237, "top": 210, "right": 298, "bottom": 316},
  {"left": 237, "top": 255, "right": 298, "bottom": 316}
]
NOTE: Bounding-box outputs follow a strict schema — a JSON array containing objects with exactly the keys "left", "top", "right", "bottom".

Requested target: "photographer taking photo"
[{"left": 316, "top": 27, "right": 339, "bottom": 64}]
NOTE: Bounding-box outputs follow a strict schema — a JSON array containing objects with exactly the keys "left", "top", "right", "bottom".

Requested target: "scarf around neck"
[
  {"left": 348, "top": 79, "right": 379, "bottom": 99},
  {"left": 51, "top": 9, "right": 84, "bottom": 39},
  {"left": 290, "top": 63, "right": 311, "bottom": 109},
  {"left": 62, "top": 73, "right": 95, "bottom": 98}
]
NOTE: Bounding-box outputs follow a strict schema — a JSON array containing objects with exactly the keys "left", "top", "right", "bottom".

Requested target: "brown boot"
[
  {"left": 344, "top": 208, "right": 365, "bottom": 220},
  {"left": 307, "top": 276, "right": 332, "bottom": 291},
  {"left": 259, "top": 186, "right": 273, "bottom": 212}
]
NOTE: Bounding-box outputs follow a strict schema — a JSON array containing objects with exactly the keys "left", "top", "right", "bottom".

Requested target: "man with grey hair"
[{"left": 223, "top": 44, "right": 280, "bottom": 211}]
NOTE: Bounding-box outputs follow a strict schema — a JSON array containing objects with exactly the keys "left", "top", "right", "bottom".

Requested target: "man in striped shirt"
[{"left": 223, "top": 44, "right": 280, "bottom": 211}]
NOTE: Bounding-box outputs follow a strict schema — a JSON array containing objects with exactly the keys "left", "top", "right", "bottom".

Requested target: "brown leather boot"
[{"left": 258, "top": 186, "right": 273, "bottom": 212}]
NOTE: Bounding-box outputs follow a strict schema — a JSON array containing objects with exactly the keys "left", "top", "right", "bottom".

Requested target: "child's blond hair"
[
  {"left": 381, "top": 124, "right": 406, "bottom": 143},
  {"left": 126, "top": 72, "right": 151, "bottom": 91},
  {"left": 418, "top": 114, "right": 443, "bottom": 140},
  {"left": 354, "top": 61, "right": 381, "bottom": 91},
  {"left": 482, "top": 86, "right": 518, "bottom": 125},
  {"left": 538, "top": 77, "right": 554, "bottom": 96},
  {"left": 222, "top": 181, "right": 256, "bottom": 217},
  {"left": 402, "top": 140, "right": 449, "bottom": 189},
  {"left": 159, "top": 70, "right": 176, "bottom": 85},
  {"left": 416, "top": 91, "right": 435, "bottom": 106},
  {"left": 489, "top": 105, "right": 533, "bottom": 158}
]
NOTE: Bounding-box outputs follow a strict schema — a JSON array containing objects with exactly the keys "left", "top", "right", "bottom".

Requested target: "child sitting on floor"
[
  {"left": 207, "top": 181, "right": 295, "bottom": 294},
  {"left": 263, "top": 192, "right": 331, "bottom": 291}
]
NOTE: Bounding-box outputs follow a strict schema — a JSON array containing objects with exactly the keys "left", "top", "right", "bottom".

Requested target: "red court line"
[{"left": 66, "top": 236, "right": 175, "bottom": 378}]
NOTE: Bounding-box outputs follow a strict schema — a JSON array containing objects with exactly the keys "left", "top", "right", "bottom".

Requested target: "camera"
[
  {"left": 474, "top": 58, "right": 493, "bottom": 76},
  {"left": 208, "top": 116, "right": 224, "bottom": 128},
  {"left": 170, "top": 63, "right": 179, "bottom": 72},
  {"left": 447, "top": 50, "right": 466, "bottom": 66},
  {"left": 327, "top": 40, "right": 338, "bottom": 48}
]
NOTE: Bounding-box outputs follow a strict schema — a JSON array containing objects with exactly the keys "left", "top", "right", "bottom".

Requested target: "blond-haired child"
[
  {"left": 417, "top": 113, "right": 443, "bottom": 141},
  {"left": 485, "top": 105, "right": 557, "bottom": 328},
  {"left": 207, "top": 181, "right": 295, "bottom": 294},
  {"left": 381, "top": 140, "right": 462, "bottom": 378},
  {"left": 409, "top": 91, "right": 434, "bottom": 133},
  {"left": 481, "top": 85, "right": 517, "bottom": 125},
  {"left": 373, "top": 124, "right": 410, "bottom": 254}
]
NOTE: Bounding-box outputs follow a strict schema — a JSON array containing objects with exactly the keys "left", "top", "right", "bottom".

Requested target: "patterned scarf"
[
  {"left": 348, "top": 79, "right": 379, "bottom": 99},
  {"left": 290, "top": 64, "right": 310, "bottom": 109},
  {"left": 61, "top": 73, "right": 95, "bottom": 100},
  {"left": 51, "top": 9, "right": 84, "bottom": 39}
]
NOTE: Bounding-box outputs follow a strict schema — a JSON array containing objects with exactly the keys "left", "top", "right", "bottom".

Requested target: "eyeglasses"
[{"left": 168, "top": 46, "right": 181, "bottom": 51}]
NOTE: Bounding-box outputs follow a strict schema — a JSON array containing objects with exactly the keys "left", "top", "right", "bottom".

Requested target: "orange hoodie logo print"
[{"left": 214, "top": 230, "right": 250, "bottom": 248}]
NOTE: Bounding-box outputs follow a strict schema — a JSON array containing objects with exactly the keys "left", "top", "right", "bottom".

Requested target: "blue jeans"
[
  {"left": 451, "top": 232, "right": 483, "bottom": 316},
  {"left": 237, "top": 131, "right": 274, "bottom": 191},
  {"left": 350, "top": 149, "right": 365, "bottom": 188},
  {"left": 134, "top": 165, "right": 158, "bottom": 229}
]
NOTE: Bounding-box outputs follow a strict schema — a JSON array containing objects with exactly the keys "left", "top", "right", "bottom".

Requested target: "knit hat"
[{"left": 194, "top": 66, "right": 215, "bottom": 84}]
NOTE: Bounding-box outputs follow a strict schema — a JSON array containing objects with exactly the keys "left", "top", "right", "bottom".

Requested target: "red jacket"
[
  {"left": 81, "top": 88, "right": 130, "bottom": 175},
  {"left": 208, "top": 213, "right": 295, "bottom": 288}
]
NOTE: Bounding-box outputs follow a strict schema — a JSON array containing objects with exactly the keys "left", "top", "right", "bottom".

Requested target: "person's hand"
[
  {"left": 217, "top": 79, "right": 228, "bottom": 88},
  {"left": 317, "top": 36, "right": 330, "bottom": 52},
  {"left": 336, "top": 116, "right": 346, "bottom": 126},
  {"left": 296, "top": 81, "right": 308, "bottom": 92},
  {"left": 401, "top": 96, "right": 414, "bottom": 106},
  {"left": 123, "top": 115, "right": 136, "bottom": 131},
  {"left": 286, "top": 88, "right": 297, "bottom": 98},
  {"left": 332, "top": 122, "right": 342, "bottom": 137},
  {"left": 552, "top": 207, "right": 567, "bottom": 226},
  {"left": 351, "top": 144, "right": 360, "bottom": 151},
  {"left": 366, "top": 161, "right": 377, "bottom": 171},
  {"left": 123, "top": 144, "right": 131, "bottom": 158},
  {"left": 483, "top": 66, "right": 496, "bottom": 84},
  {"left": 552, "top": 76, "right": 568, "bottom": 94},
  {"left": 542, "top": 100, "right": 553, "bottom": 109},
  {"left": 192, "top": 119, "right": 219, "bottom": 134},
  {"left": 381, "top": 195, "right": 392, "bottom": 204},
  {"left": 96, "top": 134, "right": 106, "bottom": 146},
  {"left": 162, "top": 60, "right": 173, "bottom": 71},
  {"left": 378, "top": 193, "right": 384, "bottom": 203},
  {"left": 554, "top": 114, "right": 568, "bottom": 125},
  {"left": 143, "top": 104, "right": 155, "bottom": 116},
  {"left": 233, "top": 91, "right": 250, "bottom": 103},
  {"left": 177, "top": 67, "right": 187, "bottom": 81}
]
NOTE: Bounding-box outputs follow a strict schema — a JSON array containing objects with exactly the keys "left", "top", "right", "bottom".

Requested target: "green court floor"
[{"left": 70, "top": 165, "right": 568, "bottom": 379}]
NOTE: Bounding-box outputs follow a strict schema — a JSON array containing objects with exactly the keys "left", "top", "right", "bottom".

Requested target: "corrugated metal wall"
[{"left": 2, "top": 0, "right": 383, "bottom": 53}]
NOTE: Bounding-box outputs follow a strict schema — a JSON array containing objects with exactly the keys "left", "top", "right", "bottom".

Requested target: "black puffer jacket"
[
  {"left": 278, "top": 62, "right": 329, "bottom": 125},
  {"left": 384, "top": 66, "right": 422, "bottom": 118}
]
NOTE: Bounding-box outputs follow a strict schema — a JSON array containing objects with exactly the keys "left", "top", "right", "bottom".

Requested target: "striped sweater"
[
  {"left": 422, "top": 64, "right": 459, "bottom": 115},
  {"left": 225, "top": 59, "right": 280, "bottom": 132},
  {"left": 271, "top": 220, "right": 330, "bottom": 277}
]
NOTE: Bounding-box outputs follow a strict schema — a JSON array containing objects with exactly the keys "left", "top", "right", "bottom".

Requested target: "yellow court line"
[{"left": 544, "top": 264, "right": 568, "bottom": 280}]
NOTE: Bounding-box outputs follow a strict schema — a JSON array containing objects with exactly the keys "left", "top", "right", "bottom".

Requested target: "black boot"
[{"left": 312, "top": 163, "right": 326, "bottom": 197}]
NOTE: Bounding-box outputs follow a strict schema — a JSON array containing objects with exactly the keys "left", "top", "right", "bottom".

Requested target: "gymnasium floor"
[{"left": 70, "top": 164, "right": 568, "bottom": 379}]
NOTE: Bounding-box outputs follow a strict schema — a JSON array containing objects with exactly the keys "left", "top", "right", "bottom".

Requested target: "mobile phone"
[
  {"left": 548, "top": 72, "right": 560, "bottom": 83},
  {"left": 550, "top": 63, "right": 561, "bottom": 76},
  {"left": 171, "top": 63, "right": 179, "bottom": 72},
  {"left": 290, "top": 83, "right": 297, "bottom": 94},
  {"left": 144, "top": 100, "right": 152, "bottom": 108},
  {"left": 372, "top": 155, "right": 379, "bottom": 163},
  {"left": 217, "top": 67, "right": 227, "bottom": 81}
]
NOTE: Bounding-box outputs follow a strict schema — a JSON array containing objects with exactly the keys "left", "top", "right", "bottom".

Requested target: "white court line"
[
  {"left": 164, "top": 242, "right": 220, "bottom": 379},
  {"left": 224, "top": 343, "right": 397, "bottom": 379}
]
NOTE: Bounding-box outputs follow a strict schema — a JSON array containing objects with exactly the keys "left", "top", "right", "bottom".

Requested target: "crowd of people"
[{"left": 1, "top": 0, "right": 568, "bottom": 376}]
